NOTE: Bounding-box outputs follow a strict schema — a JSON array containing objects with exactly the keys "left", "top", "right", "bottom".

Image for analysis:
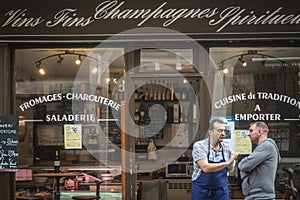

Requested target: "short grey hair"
[
  {"left": 208, "top": 118, "right": 225, "bottom": 131},
  {"left": 252, "top": 121, "right": 269, "bottom": 135}
]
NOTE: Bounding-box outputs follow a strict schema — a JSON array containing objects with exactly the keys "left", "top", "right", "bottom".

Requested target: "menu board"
[{"left": 0, "top": 114, "right": 19, "bottom": 170}]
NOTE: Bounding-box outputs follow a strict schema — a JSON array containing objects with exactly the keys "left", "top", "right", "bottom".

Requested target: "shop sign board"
[
  {"left": 0, "top": 0, "right": 299, "bottom": 37},
  {"left": 0, "top": 114, "right": 18, "bottom": 171}
]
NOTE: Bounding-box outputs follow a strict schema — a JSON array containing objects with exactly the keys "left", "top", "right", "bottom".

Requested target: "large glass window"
[
  {"left": 15, "top": 48, "right": 125, "bottom": 174},
  {"left": 210, "top": 47, "right": 300, "bottom": 156}
]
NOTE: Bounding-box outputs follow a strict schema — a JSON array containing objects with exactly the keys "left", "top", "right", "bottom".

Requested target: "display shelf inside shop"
[{"left": 60, "top": 192, "right": 121, "bottom": 200}]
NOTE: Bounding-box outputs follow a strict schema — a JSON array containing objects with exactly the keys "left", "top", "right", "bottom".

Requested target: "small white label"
[{"left": 54, "top": 160, "right": 60, "bottom": 166}]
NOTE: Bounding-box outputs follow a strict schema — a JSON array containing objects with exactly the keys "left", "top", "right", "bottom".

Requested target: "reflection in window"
[
  {"left": 210, "top": 47, "right": 300, "bottom": 156},
  {"left": 15, "top": 48, "right": 125, "bottom": 166}
]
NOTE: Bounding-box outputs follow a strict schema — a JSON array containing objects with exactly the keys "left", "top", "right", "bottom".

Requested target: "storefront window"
[
  {"left": 15, "top": 48, "right": 125, "bottom": 171},
  {"left": 210, "top": 47, "right": 300, "bottom": 156}
]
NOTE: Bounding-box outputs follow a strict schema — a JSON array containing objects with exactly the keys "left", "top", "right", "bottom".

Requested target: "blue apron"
[{"left": 191, "top": 140, "right": 229, "bottom": 200}]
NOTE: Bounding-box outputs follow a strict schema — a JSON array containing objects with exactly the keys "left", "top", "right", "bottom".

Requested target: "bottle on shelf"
[
  {"left": 193, "top": 104, "right": 197, "bottom": 123},
  {"left": 137, "top": 86, "right": 144, "bottom": 101},
  {"left": 182, "top": 106, "right": 188, "bottom": 122},
  {"left": 180, "top": 106, "right": 183, "bottom": 123},
  {"left": 173, "top": 104, "right": 179, "bottom": 123},
  {"left": 134, "top": 108, "right": 141, "bottom": 124},
  {"left": 54, "top": 150, "right": 60, "bottom": 173},
  {"left": 165, "top": 82, "right": 171, "bottom": 101},
  {"left": 139, "top": 111, "right": 145, "bottom": 136},
  {"left": 170, "top": 82, "right": 174, "bottom": 101},
  {"left": 182, "top": 80, "right": 187, "bottom": 101},
  {"left": 149, "top": 81, "right": 154, "bottom": 100},
  {"left": 188, "top": 80, "right": 198, "bottom": 123},
  {"left": 134, "top": 86, "right": 139, "bottom": 101},
  {"left": 144, "top": 83, "right": 149, "bottom": 101},
  {"left": 174, "top": 80, "right": 181, "bottom": 100},
  {"left": 161, "top": 80, "right": 166, "bottom": 101},
  {"left": 89, "top": 128, "right": 97, "bottom": 147},
  {"left": 108, "top": 83, "right": 112, "bottom": 98},
  {"left": 157, "top": 81, "right": 162, "bottom": 101},
  {"left": 96, "top": 105, "right": 101, "bottom": 119}
]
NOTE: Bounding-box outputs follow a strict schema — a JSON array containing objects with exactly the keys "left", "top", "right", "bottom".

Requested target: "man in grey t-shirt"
[{"left": 238, "top": 121, "right": 281, "bottom": 200}]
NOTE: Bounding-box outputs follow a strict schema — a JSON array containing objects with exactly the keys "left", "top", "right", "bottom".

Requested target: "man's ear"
[{"left": 257, "top": 129, "right": 262, "bottom": 136}]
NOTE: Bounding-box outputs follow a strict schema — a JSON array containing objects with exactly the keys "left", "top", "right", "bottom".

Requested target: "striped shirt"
[{"left": 191, "top": 137, "right": 234, "bottom": 181}]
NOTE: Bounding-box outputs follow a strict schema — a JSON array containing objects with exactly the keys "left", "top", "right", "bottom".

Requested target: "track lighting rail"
[
  {"left": 217, "top": 50, "right": 286, "bottom": 73},
  {"left": 35, "top": 50, "right": 97, "bottom": 66}
]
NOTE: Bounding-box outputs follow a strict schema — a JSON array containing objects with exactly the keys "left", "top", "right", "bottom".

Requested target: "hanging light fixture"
[
  {"left": 238, "top": 57, "right": 247, "bottom": 67},
  {"left": 75, "top": 55, "right": 81, "bottom": 65},
  {"left": 217, "top": 50, "right": 285, "bottom": 73},
  {"left": 56, "top": 54, "right": 64, "bottom": 65},
  {"left": 35, "top": 61, "right": 41, "bottom": 69},
  {"left": 38, "top": 68, "right": 45, "bottom": 75},
  {"left": 223, "top": 67, "right": 229, "bottom": 74},
  {"left": 35, "top": 61, "right": 45, "bottom": 75},
  {"left": 218, "top": 62, "right": 228, "bottom": 74},
  {"left": 34, "top": 50, "right": 99, "bottom": 75}
]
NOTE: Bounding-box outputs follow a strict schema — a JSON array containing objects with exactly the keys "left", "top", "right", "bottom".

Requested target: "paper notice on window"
[
  {"left": 64, "top": 124, "right": 82, "bottom": 149},
  {"left": 235, "top": 130, "right": 252, "bottom": 154}
]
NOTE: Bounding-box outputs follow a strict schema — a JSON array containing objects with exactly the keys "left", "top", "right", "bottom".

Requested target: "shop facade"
[{"left": 0, "top": 0, "right": 299, "bottom": 199}]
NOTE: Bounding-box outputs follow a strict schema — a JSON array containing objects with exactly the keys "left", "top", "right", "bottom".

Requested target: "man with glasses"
[
  {"left": 238, "top": 121, "right": 281, "bottom": 200},
  {"left": 191, "top": 118, "right": 239, "bottom": 200}
]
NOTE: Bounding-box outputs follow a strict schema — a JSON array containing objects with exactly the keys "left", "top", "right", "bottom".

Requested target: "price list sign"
[{"left": 0, "top": 114, "right": 19, "bottom": 170}]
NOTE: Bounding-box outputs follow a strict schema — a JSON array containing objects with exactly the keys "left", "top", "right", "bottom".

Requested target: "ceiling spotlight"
[
  {"left": 218, "top": 62, "right": 229, "bottom": 74},
  {"left": 223, "top": 68, "right": 229, "bottom": 74},
  {"left": 38, "top": 68, "right": 45, "bottom": 75},
  {"left": 75, "top": 55, "right": 81, "bottom": 65},
  {"left": 35, "top": 61, "right": 45, "bottom": 75},
  {"left": 238, "top": 57, "right": 247, "bottom": 67},
  {"left": 57, "top": 55, "right": 64, "bottom": 65}
]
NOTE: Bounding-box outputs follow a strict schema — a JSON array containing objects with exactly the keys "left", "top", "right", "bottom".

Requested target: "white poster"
[
  {"left": 235, "top": 130, "right": 252, "bottom": 154},
  {"left": 64, "top": 124, "right": 82, "bottom": 149}
]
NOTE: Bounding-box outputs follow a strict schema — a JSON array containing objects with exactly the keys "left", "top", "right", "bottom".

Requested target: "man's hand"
[{"left": 229, "top": 152, "right": 240, "bottom": 164}]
